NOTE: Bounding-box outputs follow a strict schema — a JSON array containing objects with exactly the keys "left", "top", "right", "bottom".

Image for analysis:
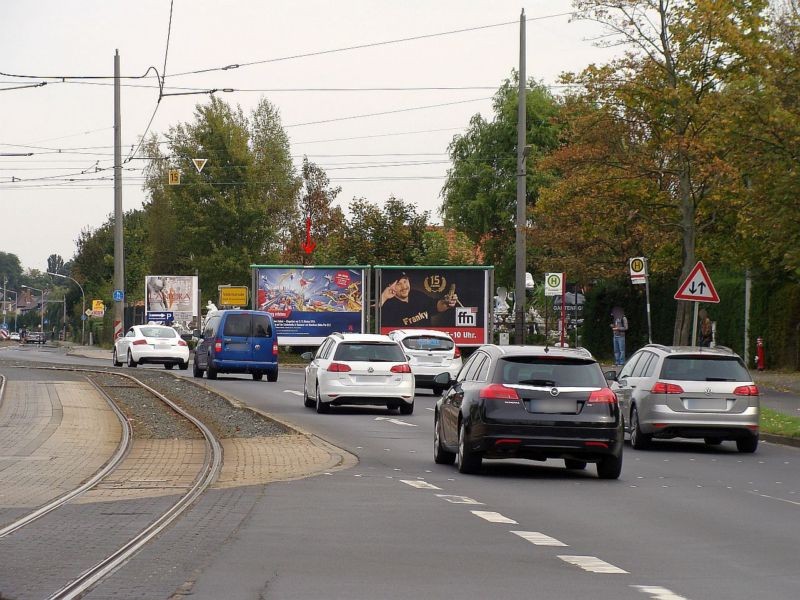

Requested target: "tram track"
[{"left": 0, "top": 366, "right": 223, "bottom": 600}]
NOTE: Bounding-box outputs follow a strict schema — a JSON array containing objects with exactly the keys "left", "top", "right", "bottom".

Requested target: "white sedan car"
[
  {"left": 301, "top": 333, "right": 415, "bottom": 414},
  {"left": 113, "top": 325, "right": 190, "bottom": 370},
  {"left": 9, "top": 332, "right": 20, "bottom": 341},
  {"left": 387, "top": 329, "right": 462, "bottom": 395}
]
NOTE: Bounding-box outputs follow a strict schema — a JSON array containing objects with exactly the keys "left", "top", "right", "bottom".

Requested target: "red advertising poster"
[{"left": 377, "top": 267, "right": 490, "bottom": 346}]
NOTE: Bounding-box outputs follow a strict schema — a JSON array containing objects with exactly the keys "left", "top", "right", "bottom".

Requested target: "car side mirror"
[
  {"left": 301, "top": 351, "right": 313, "bottom": 361},
  {"left": 433, "top": 372, "right": 453, "bottom": 386},
  {"left": 604, "top": 370, "right": 618, "bottom": 382}
]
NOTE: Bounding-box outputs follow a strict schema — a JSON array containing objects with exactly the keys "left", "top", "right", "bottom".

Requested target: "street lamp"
[
  {"left": 47, "top": 272, "right": 86, "bottom": 345},
  {"left": 21, "top": 284, "right": 46, "bottom": 335},
  {"left": 2, "top": 289, "right": 17, "bottom": 331}
]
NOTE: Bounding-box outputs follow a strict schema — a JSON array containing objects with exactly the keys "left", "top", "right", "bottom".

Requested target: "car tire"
[
  {"left": 457, "top": 420, "right": 481, "bottom": 474},
  {"left": 303, "top": 379, "right": 315, "bottom": 408},
  {"left": 432, "top": 385, "right": 444, "bottom": 396},
  {"left": 704, "top": 437, "right": 723, "bottom": 446},
  {"left": 399, "top": 401, "right": 414, "bottom": 415},
  {"left": 596, "top": 453, "right": 623, "bottom": 479},
  {"left": 112, "top": 349, "right": 122, "bottom": 367},
  {"left": 206, "top": 357, "right": 218, "bottom": 380},
  {"left": 252, "top": 371, "right": 263, "bottom": 381},
  {"left": 179, "top": 361, "right": 189, "bottom": 371},
  {"left": 386, "top": 403, "right": 399, "bottom": 412},
  {"left": 736, "top": 435, "right": 758, "bottom": 453},
  {"left": 165, "top": 364, "right": 174, "bottom": 370},
  {"left": 630, "top": 406, "right": 651, "bottom": 450},
  {"left": 192, "top": 359, "right": 204, "bottom": 378},
  {"left": 315, "top": 384, "right": 330, "bottom": 414},
  {"left": 127, "top": 350, "right": 137, "bottom": 368},
  {"left": 564, "top": 459, "right": 587, "bottom": 470},
  {"left": 433, "top": 414, "right": 456, "bottom": 465},
  {"left": 267, "top": 369, "right": 278, "bottom": 382}
]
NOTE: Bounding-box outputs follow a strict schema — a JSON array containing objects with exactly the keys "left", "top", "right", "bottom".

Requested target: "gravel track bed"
[{"left": 0, "top": 358, "right": 291, "bottom": 440}]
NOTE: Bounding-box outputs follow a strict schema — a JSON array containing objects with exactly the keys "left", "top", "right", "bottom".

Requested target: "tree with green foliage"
[
  {"left": 0, "top": 252, "right": 23, "bottom": 289},
  {"left": 412, "top": 229, "right": 480, "bottom": 266},
  {"left": 46, "top": 254, "right": 65, "bottom": 275},
  {"left": 440, "top": 73, "right": 560, "bottom": 286}
]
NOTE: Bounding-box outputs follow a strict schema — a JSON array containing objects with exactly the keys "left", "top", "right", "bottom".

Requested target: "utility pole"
[
  {"left": 113, "top": 50, "right": 125, "bottom": 342},
  {"left": 2, "top": 275, "right": 6, "bottom": 327},
  {"left": 514, "top": 9, "right": 527, "bottom": 345}
]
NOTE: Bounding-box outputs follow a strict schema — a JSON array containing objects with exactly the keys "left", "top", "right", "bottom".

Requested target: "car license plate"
[
  {"left": 419, "top": 356, "right": 443, "bottom": 365},
  {"left": 527, "top": 399, "right": 577, "bottom": 414},
  {"left": 684, "top": 398, "right": 727, "bottom": 411},
  {"left": 156, "top": 344, "right": 171, "bottom": 350}
]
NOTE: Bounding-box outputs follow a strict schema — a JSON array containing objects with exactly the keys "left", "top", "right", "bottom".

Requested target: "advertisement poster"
[
  {"left": 144, "top": 275, "right": 198, "bottom": 328},
  {"left": 253, "top": 266, "right": 366, "bottom": 345},
  {"left": 376, "top": 266, "right": 491, "bottom": 346}
]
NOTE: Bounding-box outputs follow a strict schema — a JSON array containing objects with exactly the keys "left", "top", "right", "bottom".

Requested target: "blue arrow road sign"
[
  {"left": 113, "top": 289, "right": 124, "bottom": 302},
  {"left": 146, "top": 311, "right": 174, "bottom": 323}
]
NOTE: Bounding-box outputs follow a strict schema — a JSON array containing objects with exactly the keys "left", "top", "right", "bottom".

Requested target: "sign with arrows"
[{"left": 674, "top": 261, "right": 720, "bottom": 303}]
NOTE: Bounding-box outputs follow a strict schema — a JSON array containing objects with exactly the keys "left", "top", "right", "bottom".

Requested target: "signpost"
[
  {"left": 674, "top": 261, "right": 720, "bottom": 346},
  {"left": 218, "top": 286, "right": 249, "bottom": 307},
  {"left": 146, "top": 311, "right": 174, "bottom": 324},
  {"left": 630, "top": 257, "right": 653, "bottom": 343},
  {"left": 544, "top": 273, "right": 566, "bottom": 346}
]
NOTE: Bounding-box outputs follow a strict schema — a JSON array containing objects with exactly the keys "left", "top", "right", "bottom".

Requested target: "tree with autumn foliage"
[{"left": 537, "top": 0, "right": 769, "bottom": 344}]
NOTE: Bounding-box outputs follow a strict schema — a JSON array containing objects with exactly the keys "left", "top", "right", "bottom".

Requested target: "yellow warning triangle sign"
[{"left": 192, "top": 158, "right": 208, "bottom": 173}]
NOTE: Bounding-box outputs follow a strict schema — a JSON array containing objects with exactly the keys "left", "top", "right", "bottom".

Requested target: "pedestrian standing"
[
  {"left": 610, "top": 307, "right": 628, "bottom": 366},
  {"left": 699, "top": 309, "right": 713, "bottom": 347}
]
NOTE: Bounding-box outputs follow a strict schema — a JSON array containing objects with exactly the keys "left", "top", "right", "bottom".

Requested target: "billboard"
[
  {"left": 376, "top": 266, "right": 492, "bottom": 346},
  {"left": 144, "top": 275, "right": 198, "bottom": 328},
  {"left": 253, "top": 265, "right": 367, "bottom": 345}
]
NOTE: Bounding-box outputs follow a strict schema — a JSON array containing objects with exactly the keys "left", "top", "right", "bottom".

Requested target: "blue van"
[{"left": 193, "top": 309, "right": 278, "bottom": 381}]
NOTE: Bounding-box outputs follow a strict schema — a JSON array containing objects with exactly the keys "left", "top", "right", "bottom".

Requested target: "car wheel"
[
  {"left": 112, "top": 348, "right": 122, "bottom": 367},
  {"left": 596, "top": 453, "right": 623, "bottom": 479},
  {"left": 564, "top": 459, "right": 587, "bottom": 470},
  {"left": 315, "top": 383, "right": 330, "bottom": 414},
  {"left": 630, "top": 406, "right": 651, "bottom": 450},
  {"left": 267, "top": 368, "right": 278, "bottom": 382},
  {"left": 736, "top": 435, "right": 758, "bottom": 453},
  {"left": 399, "top": 401, "right": 414, "bottom": 415},
  {"left": 192, "top": 358, "right": 204, "bottom": 378},
  {"left": 252, "top": 371, "right": 263, "bottom": 381},
  {"left": 457, "top": 420, "right": 481, "bottom": 474},
  {"left": 206, "top": 357, "right": 218, "bottom": 380},
  {"left": 127, "top": 350, "right": 137, "bottom": 368},
  {"left": 179, "top": 361, "right": 189, "bottom": 371},
  {"left": 432, "top": 385, "right": 444, "bottom": 396},
  {"left": 433, "top": 414, "right": 456, "bottom": 465},
  {"left": 704, "top": 437, "right": 723, "bottom": 446},
  {"left": 164, "top": 364, "right": 174, "bottom": 370},
  {"left": 303, "top": 378, "right": 315, "bottom": 408}
]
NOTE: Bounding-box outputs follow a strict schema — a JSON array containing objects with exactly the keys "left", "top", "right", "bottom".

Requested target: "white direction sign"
[
  {"left": 629, "top": 257, "right": 647, "bottom": 285},
  {"left": 544, "top": 272, "right": 564, "bottom": 297},
  {"left": 674, "top": 261, "right": 720, "bottom": 303}
]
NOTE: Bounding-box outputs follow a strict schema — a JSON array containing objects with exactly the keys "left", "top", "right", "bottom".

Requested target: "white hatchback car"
[
  {"left": 387, "top": 329, "right": 462, "bottom": 395},
  {"left": 113, "top": 324, "right": 190, "bottom": 370},
  {"left": 301, "top": 333, "right": 415, "bottom": 414}
]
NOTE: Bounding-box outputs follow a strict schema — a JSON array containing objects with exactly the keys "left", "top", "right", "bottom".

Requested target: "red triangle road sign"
[{"left": 674, "top": 261, "right": 720, "bottom": 303}]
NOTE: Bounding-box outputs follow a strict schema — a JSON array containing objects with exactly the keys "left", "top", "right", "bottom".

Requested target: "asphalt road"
[{"left": 5, "top": 346, "right": 800, "bottom": 599}]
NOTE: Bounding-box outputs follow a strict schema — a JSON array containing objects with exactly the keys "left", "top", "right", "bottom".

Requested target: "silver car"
[{"left": 607, "top": 345, "right": 759, "bottom": 452}]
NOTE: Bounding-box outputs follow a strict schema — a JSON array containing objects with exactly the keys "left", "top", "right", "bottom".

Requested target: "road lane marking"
[
  {"left": 558, "top": 555, "right": 627, "bottom": 573},
  {"left": 470, "top": 511, "right": 518, "bottom": 524},
  {"left": 426, "top": 407, "right": 435, "bottom": 411},
  {"left": 436, "top": 494, "right": 483, "bottom": 505},
  {"left": 374, "top": 417, "right": 417, "bottom": 427},
  {"left": 511, "top": 531, "right": 567, "bottom": 546},
  {"left": 283, "top": 390, "right": 303, "bottom": 396},
  {"left": 400, "top": 480, "right": 441, "bottom": 490},
  {"left": 749, "top": 491, "right": 800, "bottom": 506},
  {"left": 632, "top": 585, "right": 691, "bottom": 599}
]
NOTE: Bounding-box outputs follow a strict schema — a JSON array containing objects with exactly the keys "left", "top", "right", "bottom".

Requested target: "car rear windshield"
[
  {"left": 141, "top": 327, "right": 177, "bottom": 339},
  {"left": 334, "top": 342, "right": 406, "bottom": 362},
  {"left": 660, "top": 356, "right": 751, "bottom": 381},
  {"left": 222, "top": 314, "right": 272, "bottom": 337},
  {"left": 401, "top": 335, "right": 454, "bottom": 351},
  {"left": 499, "top": 357, "right": 605, "bottom": 387}
]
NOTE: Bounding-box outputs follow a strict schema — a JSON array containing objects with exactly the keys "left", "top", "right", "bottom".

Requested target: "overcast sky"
[{"left": 1, "top": 1, "right": 616, "bottom": 272}]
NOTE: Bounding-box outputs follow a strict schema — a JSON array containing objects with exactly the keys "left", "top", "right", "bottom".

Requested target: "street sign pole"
[{"left": 645, "top": 269, "right": 653, "bottom": 344}]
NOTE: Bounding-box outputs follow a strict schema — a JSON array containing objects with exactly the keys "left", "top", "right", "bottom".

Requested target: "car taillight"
[
  {"left": 214, "top": 338, "right": 223, "bottom": 352},
  {"left": 454, "top": 346, "right": 461, "bottom": 358},
  {"left": 733, "top": 385, "right": 759, "bottom": 396},
  {"left": 132, "top": 339, "right": 148, "bottom": 345},
  {"left": 587, "top": 388, "right": 617, "bottom": 404},
  {"left": 273, "top": 342, "right": 279, "bottom": 355},
  {"left": 327, "top": 362, "right": 352, "bottom": 372},
  {"left": 390, "top": 364, "right": 412, "bottom": 373},
  {"left": 479, "top": 384, "right": 520, "bottom": 400},
  {"left": 651, "top": 381, "right": 684, "bottom": 394},
  {"left": 178, "top": 339, "right": 187, "bottom": 347}
]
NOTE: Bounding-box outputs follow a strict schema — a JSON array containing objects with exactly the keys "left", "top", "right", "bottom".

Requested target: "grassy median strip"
[{"left": 760, "top": 408, "right": 800, "bottom": 438}]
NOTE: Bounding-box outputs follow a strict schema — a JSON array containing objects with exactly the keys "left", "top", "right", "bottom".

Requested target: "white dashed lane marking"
[
  {"left": 436, "top": 494, "right": 483, "bottom": 505},
  {"left": 283, "top": 390, "right": 303, "bottom": 396},
  {"left": 632, "top": 585, "right": 691, "bottom": 599},
  {"left": 374, "top": 417, "right": 417, "bottom": 427},
  {"left": 470, "top": 510, "right": 518, "bottom": 524},
  {"left": 558, "top": 555, "right": 628, "bottom": 573},
  {"left": 511, "top": 531, "right": 567, "bottom": 547},
  {"left": 400, "top": 480, "right": 441, "bottom": 490}
]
